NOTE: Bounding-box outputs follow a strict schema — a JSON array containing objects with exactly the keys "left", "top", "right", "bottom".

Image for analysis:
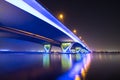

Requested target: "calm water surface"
[{"left": 0, "top": 52, "right": 120, "bottom": 80}]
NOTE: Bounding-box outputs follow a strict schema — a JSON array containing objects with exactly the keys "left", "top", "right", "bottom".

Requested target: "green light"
[
  {"left": 61, "top": 54, "right": 71, "bottom": 69},
  {"left": 75, "top": 47, "right": 82, "bottom": 53},
  {"left": 44, "top": 44, "right": 51, "bottom": 53},
  {"left": 76, "top": 54, "right": 81, "bottom": 61},
  {"left": 61, "top": 43, "right": 71, "bottom": 53},
  {"left": 43, "top": 54, "right": 50, "bottom": 68}
]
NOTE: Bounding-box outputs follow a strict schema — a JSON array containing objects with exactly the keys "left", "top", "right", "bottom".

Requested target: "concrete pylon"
[
  {"left": 75, "top": 47, "right": 82, "bottom": 53},
  {"left": 81, "top": 49, "right": 88, "bottom": 53},
  {"left": 61, "top": 42, "right": 74, "bottom": 53},
  {"left": 44, "top": 44, "right": 51, "bottom": 53}
]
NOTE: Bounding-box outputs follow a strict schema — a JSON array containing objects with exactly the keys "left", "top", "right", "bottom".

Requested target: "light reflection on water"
[
  {"left": 0, "top": 52, "right": 91, "bottom": 80},
  {"left": 58, "top": 54, "right": 91, "bottom": 80}
]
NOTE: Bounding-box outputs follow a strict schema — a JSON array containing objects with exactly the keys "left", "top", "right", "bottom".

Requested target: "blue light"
[
  {"left": 0, "top": 49, "right": 10, "bottom": 51},
  {"left": 58, "top": 54, "right": 91, "bottom": 80},
  {"left": 5, "top": 0, "right": 90, "bottom": 51}
]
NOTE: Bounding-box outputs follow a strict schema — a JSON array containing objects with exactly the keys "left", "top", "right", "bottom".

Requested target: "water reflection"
[
  {"left": 61, "top": 54, "right": 72, "bottom": 70},
  {"left": 0, "top": 53, "right": 91, "bottom": 80},
  {"left": 86, "top": 53, "right": 120, "bottom": 80},
  {"left": 58, "top": 54, "right": 91, "bottom": 80},
  {"left": 43, "top": 54, "right": 50, "bottom": 68}
]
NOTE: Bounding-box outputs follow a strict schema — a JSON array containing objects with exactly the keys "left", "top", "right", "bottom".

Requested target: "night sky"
[{"left": 38, "top": 0, "right": 120, "bottom": 51}]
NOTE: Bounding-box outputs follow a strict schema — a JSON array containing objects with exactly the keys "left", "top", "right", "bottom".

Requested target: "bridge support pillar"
[
  {"left": 75, "top": 47, "right": 82, "bottom": 53},
  {"left": 81, "top": 49, "right": 88, "bottom": 53},
  {"left": 61, "top": 42, "right": 74, "bottom": 53},
  {"left": 44, "top": 44, "right": 51, "bottom": 53}
]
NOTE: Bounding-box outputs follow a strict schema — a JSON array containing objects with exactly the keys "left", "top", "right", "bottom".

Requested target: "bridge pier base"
[
  {"left": 75, "top": 47, "right": 82, "bottom": 53},
  {"left": 61, "top": 42, "right": 74, "bottom": 53},
  {"left": 44, "top": 44, "right": 51, "bottom": 53},
  {"left": 81, "top": 49, "right": 88, "bottom": 53}
]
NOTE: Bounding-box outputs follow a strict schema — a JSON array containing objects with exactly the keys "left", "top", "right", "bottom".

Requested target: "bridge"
[{"left": 0, "top": 0, "right": 91, "bottom": 53}]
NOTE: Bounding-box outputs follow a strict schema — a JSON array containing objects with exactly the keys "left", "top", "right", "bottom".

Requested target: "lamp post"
[
  {"left": 58, "top": 13, "right": 64, "bottom": 22},
  {"left": 79, "top": 36, "right": 82, "bottom": 40},
  {"left": 73, "top": 29, "right": 77, "bottom": 34}
]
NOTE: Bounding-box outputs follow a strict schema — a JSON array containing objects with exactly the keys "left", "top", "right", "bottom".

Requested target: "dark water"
[{"left": 0, "top": 52, "right": 120, "bottom": 80}]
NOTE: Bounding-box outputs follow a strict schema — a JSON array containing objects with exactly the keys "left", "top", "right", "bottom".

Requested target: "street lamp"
[
  {"left": 59, "top": 14, "right": 64, "bottom": 19},
  {"left": 73, "top": 29, "right": 77, "bottom": 34},
  {"left": 79, "top": 36, "right": 82, "bottom": 39},
  {"left": 58, "top": 13, "right": 64, "bottom": 22}
]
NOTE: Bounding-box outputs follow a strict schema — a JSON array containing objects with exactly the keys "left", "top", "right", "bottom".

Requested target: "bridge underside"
[
  {"left": 0, "top": 31, "right": 88, "bottom": 53},
  {"left": 0, "top": 0, "right": 90, "bottom": 53},
  {"left": 0, "top": 0, "right": 73, "bottom": 43}
]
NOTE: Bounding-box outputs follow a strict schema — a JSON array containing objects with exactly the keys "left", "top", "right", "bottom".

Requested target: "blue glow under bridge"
[{"left": 0, "top": 0, "right": 91, "bottom": 53}]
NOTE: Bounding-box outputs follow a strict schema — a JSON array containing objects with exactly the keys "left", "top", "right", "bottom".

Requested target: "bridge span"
[{"left": 0, "top": 0, "right": 91, "bottom": 53}]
